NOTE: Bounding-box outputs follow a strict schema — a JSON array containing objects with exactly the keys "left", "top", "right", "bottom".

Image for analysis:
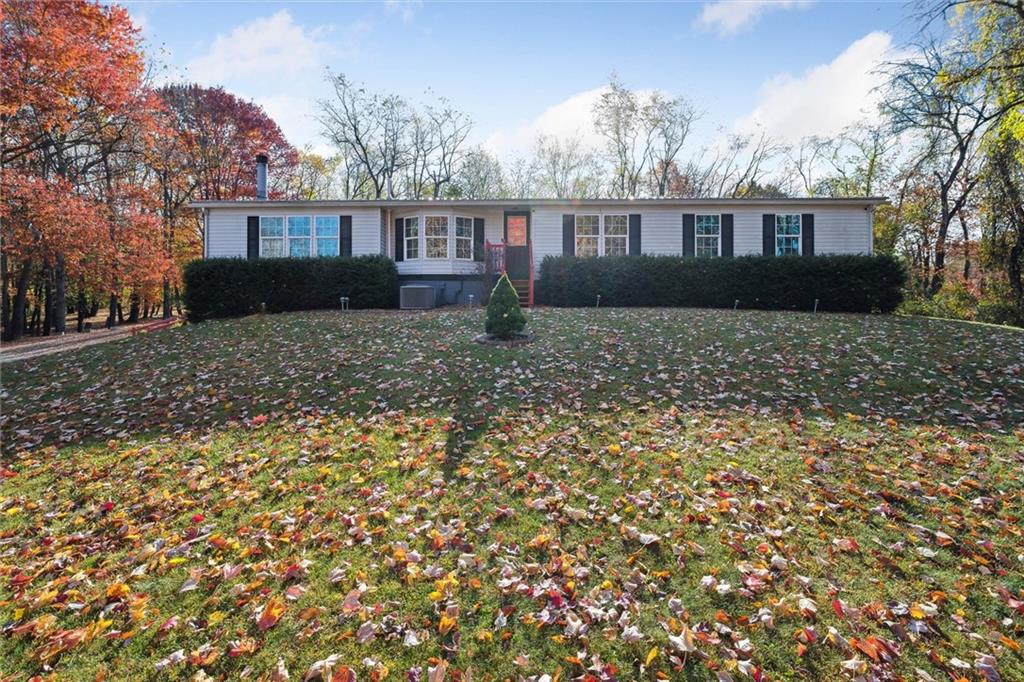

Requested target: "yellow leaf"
[{"left": 645, "top": 646, "right": 659, "bottom": 666}]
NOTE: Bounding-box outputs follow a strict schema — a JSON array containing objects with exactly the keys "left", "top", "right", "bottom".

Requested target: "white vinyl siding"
[
  {"left": 815, "top": 210, "right": 871, "bottom": 254},
  {"left": 639, "top": 210, "right": 682, "bottom": 255}
]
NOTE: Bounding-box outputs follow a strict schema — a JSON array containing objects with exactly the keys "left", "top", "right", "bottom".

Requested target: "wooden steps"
[{"left": 510, "top": 279, "right": 532, "bottom": 307}]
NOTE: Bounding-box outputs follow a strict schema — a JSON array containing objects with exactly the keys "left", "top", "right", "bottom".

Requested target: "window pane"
[
  {"left": 576, "top": 215, "right": 599, "bottom": 236},
  {"left": 604, "top": 215, "right": 628, "bottom": 236},
  {"left": 576, "top": 236, "right": 599, "bottom": 257},
  {"left": 425, "top": 215, "right": 449, "bottom": 236},
  {"left": 776, "top": 236, "right": 799, "bottom": 256},
  {"left": 696, "top": 236, "right": 719, "bottom": 257},
  {"left": 605, "top": 236, "right": 627, "bottom": 256},
  {"left": 456, "top": 239, "right": 472, "bottom": 259},
  {"left": 696, "top": 215, "right": 720, "bottom": 236},
  {"left": 405, "top": 240, "right": 419, "bottom": 259},
  {"left": 426, "top": 239, "right": 447, "bottom": 258},
  {"left": 455, "top": 216, "right": 473, "bottom": 238},
  {"left": 776, "top": 214, "right": 800, "bottom": 235},
  {"left": 317, "top": 238, "right": 339, "bottom": 256},
  {"left": 261, "top": 238, "right": 284, "bottom": 257},
  {"left": 260, "top": 217, "right": 284, "bottom": 237},
  {"left": 288, "top": 216, "right": 311, "bottom": 237},
  {"left": 315, "top": 216, "right": 339, "bottom": 237},
  {"left": 405, "top": 217, "right": 419, "bottom": 238},
  {"left": 289, "top": 238, "right": 311, "bottom": 257}
]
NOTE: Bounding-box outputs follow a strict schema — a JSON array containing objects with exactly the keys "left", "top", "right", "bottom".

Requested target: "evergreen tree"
[{"left": 485, "top": 273, "right": 526, "bottom": 339}]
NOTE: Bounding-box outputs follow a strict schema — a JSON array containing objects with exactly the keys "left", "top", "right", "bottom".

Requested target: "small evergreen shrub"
[
  {"left": 485, "top": 273, "right": 527, "bottom": 339},
  {"left": 184, "top": 255, "right": 398, "bottom": 321},
  {"left": 538, "top": 254, "right": 905, "bottom": 314}
]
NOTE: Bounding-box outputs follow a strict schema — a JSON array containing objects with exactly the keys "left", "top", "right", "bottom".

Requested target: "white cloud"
[
  {"left": 697, "top": 0, "right": 811, "bottom": 35},
  {"left": 181, "top": 11, "right": 368, "bottom": 150},
  {"left": 385, "top": 0, "right": 421, "bottom": 24},
  {"left": 483, "top": 87, "right": 607, "bottom": 158},
  {"left": 735, "top": 31, "right": 901, "bottom": 142},
  {"left": 185, "top": 10, "right": 334, "bottom": 87}
]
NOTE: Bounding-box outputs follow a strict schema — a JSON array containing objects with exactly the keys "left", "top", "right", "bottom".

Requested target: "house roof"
[{"left": 190, "top": 197, "right": 888, "bottom": 210}]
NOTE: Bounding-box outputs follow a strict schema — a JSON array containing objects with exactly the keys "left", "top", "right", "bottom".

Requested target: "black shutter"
[
  {"left": 473, "top": 218, "right": 485, "bottom": 262},
  {"left": 628, "top": 214, "right": 641, "bottom": 255},
  {"left": 340, "top": 215, "right": 352, "bottom": 257},
  {"left": 562, "top": 214, "right": 575, "bottom": 255},
  {"left": 762, "top": 214, "right": 775, "bottom": 256},
  {"left": 801, "top": 213, "right": 815, "bottom": 256},
  {"left": 682, "top": 214, "right": 695, "bottom": 257},
  {"left": 721, "top": 214, "right": 734, "bottom": 258},
  {"left": 394, "top": 218, "right": 403, "bottom": 262},
  {"left": 247, "top": 216, "right": 259, "bottom": 260}
]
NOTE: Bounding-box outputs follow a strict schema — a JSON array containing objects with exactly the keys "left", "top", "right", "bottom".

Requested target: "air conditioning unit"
[{"left": 400, "top": 285, "right": 436, "bottom": 310}]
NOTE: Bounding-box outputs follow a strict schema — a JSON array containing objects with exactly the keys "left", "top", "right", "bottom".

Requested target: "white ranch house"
[{"left": 192, "top": 157, "right": 884, "bottom": 307}]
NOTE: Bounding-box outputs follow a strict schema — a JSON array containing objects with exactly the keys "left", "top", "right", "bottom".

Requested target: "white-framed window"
[
  {"left": 575, "top": 215, "right": 600, "bottom": 257},
  {"left": 455, "top": 216, "right": 474, "bottom": 260},
  {"left": 695, "top": 214, "right": 721, "bottom": 258},
  {"left": 259, "top": 216, "right": 285, "bottom": 257},
  {"left": 404, "top": 216, "right": 420, "bottom": 260},
  {"left": 287, "top": 216, "right": 312, "bottom": 257},
  {"left": 577, "top": 214, "right": 631, "bottom": 257},
  {"left": 776, "top": 214, "right": 801, "bottom": 255},
  {"left": 604, "top": 215, "right": 628, "bottom": 256},
  {"left": 425, "top": 215, "right": 449, "bottom": 259},
  {"left": 315, "top": 216, "right": 339, "bottom": 257}
]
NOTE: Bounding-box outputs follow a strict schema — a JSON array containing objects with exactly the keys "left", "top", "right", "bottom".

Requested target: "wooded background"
[{"left": 3, "top": 0, "right": 1022, "bottom": 338}]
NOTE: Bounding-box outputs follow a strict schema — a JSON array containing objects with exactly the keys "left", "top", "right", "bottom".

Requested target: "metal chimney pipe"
[{"left": 255, "top": 154, "right": 268, "bottom": 200}]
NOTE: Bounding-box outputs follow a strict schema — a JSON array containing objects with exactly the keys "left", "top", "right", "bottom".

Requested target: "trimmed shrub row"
[
  {"left": 538, "top": 254, "right": 906, "bottom": 313},
  {"left": 183, "top": 255, "right": 398, "bottom": 321}
]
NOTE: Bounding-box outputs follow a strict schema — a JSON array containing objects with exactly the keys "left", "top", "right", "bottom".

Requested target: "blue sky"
[{"left": 127, "top": 1, "right": 916, "bottom": 157}]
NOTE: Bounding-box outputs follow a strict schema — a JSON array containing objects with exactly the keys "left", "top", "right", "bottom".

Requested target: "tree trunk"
[
  {"left": 107, "top": 293, "right": 117, "bottom": 329},
  {"left": 53, "top": 256, "right": 67, "bottom": 333},
  {"left": 117, "top": 300, "right": 125, "bottom": 324},
  {"left": 163, "top": 277, "right": 172, "bottom": 319},
  {"left": 1, "top": 253, "right": 9, "bottom": 339},
  {"left": 42, "top": 264, "right": 53, "bottom": 337},
  {"left": 5, "top": 260, "right": 32, "bottom": 341},
  {"left": 174, "top": 285, "right": 183, "bottom": 316},
  {"left": 930, "top": 207, "right": 951, "bottom": 294},
  {"left": 90, "top": 299, "right": 99, "bottom": 317},
  {"left": 959, "top": 212, "right": 971, "bottom": 281},
  {"left": 128, "top": 290, "right": 140, "bottom": 323},
  {"left": 77, "top": 282, "right": 87, "bottom": 333}
]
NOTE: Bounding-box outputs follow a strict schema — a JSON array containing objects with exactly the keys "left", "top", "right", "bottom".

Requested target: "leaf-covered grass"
[{"left": 1, "top": 309, "right": 1022, "bottom": 681}]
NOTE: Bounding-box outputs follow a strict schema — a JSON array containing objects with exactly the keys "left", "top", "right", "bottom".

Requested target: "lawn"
[{"left": 1, "top": 308, "right": 1023, "bottom": 681}]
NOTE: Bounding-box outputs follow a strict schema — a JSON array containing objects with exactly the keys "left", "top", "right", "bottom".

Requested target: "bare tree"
[
  {"left": 504, "top": 155, "right": 538, "bottom": 198},
  {"left": 786, "top": 136, "right": 831, "bottom": 196},
  {"left": 592, "top": 75, "right": 655, "bottom": 198},
  {"left": 881, "top": 39, "right": 1011, "bottom": 292},
  {"left": 452, "top": 147, "right": 505, "bottom": 199},
  {"left": 533, "top": 135, "right": 603, "bottom": 199},
  {"left": 319, "top": 73, "right": 411, "bottom": 199},
  {"left": 646, "top": 93, "right": 701, "bottom": 197},
  {"left": 424, "top": 100, "right": 472, "bottom": 198}
]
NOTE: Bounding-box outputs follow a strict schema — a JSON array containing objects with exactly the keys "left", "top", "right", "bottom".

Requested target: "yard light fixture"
[
  {"left": 814, "top": 298, "right": 819, "bottom": 313},
  {"left": 734, "top": 299, "right": 739, "bottom": 310},
  {"left": 596, "top": 294, "right": 601, "bottom": 308}
]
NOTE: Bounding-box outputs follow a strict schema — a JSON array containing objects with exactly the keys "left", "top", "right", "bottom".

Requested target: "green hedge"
[
  {"left": 538, "top": 254, "right": 905, "bottom": 313},
  {"left": 183, "top": 255, "right": 398, "bottom": 321}
]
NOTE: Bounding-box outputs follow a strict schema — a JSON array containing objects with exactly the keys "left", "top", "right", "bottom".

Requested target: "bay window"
[
  {"left": 425, "top": 215, "right": 449, "bottom": 259},
  {"left": 455, "top": 216, "right": 473, "bottom": 260},
  {"left": 695, "top": 215, "right": 721, "bottom": 257},
  {"left": 776, "top": 214, "right": 801, "bottom": 255},
  {"left": 404, "top": 217, "right": 420, "bottom": 260}
]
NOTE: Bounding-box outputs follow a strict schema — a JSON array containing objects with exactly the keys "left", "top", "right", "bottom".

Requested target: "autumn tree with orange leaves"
[{"left": 1, "top": 0, "right": 172, "bottom": 339}]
